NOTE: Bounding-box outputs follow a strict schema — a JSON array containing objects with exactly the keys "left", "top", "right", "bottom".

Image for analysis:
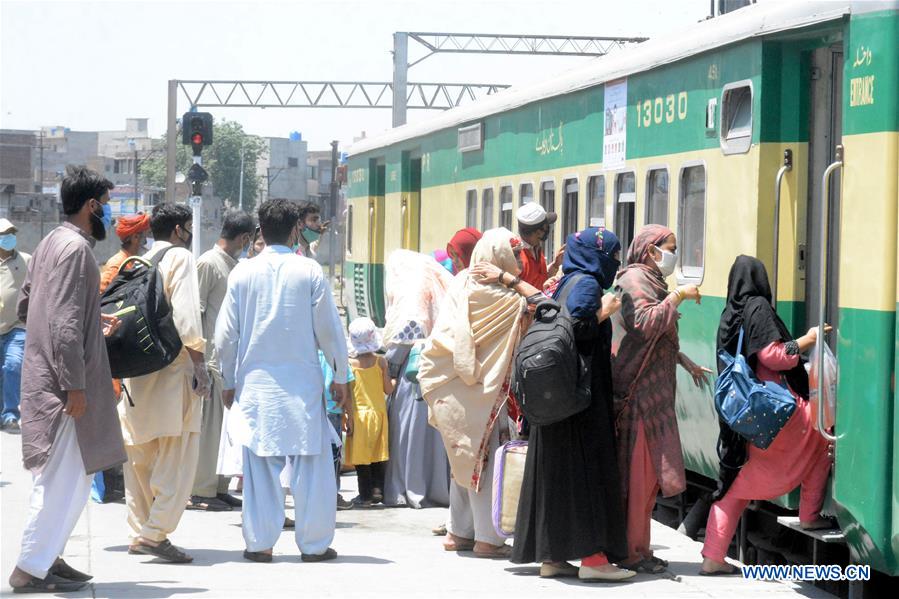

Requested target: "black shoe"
[
  {"left": 301, "top": 547, "right": 337, "bottom": 562},
  {"left": 283, "top": 517, "right": 295, "bottom": 529},
  {"left": 371, "top": 488, "right": 384, "bottom": 504},
  {"left": 186, "top": 495, "right": 231, "bottom": 512},
  {"left": 351, "top": 495, "right": 372, "bottom": 508},
  {"left": 217, "top": 493, "right": 243, "bottom": 508},
  {"left": 336, "top": 495, "right": 354, "bottom": 511},
  {"left": 50, "top": 558, "right": 93, "bottom": 582},
  {"left": 11, "top": 573, "right": 86, "bottom": 593},
  {"left": 243, "top": 550, "right": 273, "bottom": 563}
]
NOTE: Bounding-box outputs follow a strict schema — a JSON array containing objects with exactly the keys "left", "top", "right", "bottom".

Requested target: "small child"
[
  {"left": 318, "top": 350, "right": 355, "bottom": 511},
  {"left": 345, "top": 318, "right": 395, "bottom": 506}
]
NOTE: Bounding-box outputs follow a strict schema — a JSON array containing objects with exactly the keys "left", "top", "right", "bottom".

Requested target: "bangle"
[
  {"left": 671, "top": 289, "right": 683, "bottom": 302},
  {"left": 498, "top": 270, "right": 507, "bottom": 285},
  {"left": 507, "top": 275, "right": 521, "bottom": 288}
]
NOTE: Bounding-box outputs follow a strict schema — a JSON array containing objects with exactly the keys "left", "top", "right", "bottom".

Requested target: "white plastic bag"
[{"left": 808, "top": 338, "right": 837, "bottom": 431}]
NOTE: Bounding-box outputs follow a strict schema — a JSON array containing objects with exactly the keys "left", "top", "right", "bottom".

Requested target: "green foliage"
[{"left": 141, "top": 119, "right": 267, "bottom": 211}]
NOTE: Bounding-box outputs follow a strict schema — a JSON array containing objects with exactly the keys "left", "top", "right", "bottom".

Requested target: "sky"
[{"left": 1, "top": 0, "right": 719, "bottom": 151}]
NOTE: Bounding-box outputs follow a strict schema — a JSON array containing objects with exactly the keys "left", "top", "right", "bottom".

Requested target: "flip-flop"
[
  {"left": 12, "top": 573, "right": 86, "bottom": 594},
  {"left": 187, "top": 496, "right": 231, "bottom": 512},
  {"left": 699, "top": 567, "right": 741, "bottom": 576},
  {"left": 50, "top": 558, "right": 93, "bottom": 581},
  {"left": 473, "top": 544, "right": 513, "bottom": 559},
  {"left": 624, "top": 558, "right": 666, "bottom": 574},
  {"left": 134, "top": 539, "right": 193, "bottom": 563}
]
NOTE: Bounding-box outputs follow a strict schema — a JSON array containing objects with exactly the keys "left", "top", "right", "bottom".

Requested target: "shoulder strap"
[
  {"left": 555, "top": 273, "right": 588, "bottom": 315},
  {"left": 736, "top": 327, "right": 745, "bottom": 356},
  {"left": 149, "top": 245, "right": 178, "bottom": 268}
]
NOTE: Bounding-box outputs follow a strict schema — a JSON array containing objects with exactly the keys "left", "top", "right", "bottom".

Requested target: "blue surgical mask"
[
  {"left": 0, "top": 234, "right": 16, "bottom": 251},
  {"left": 101, "top": 203, "right": 113, "bottom": 229},
  {"left": 302, "top": 227, "right": 321, "bottom": 244}
]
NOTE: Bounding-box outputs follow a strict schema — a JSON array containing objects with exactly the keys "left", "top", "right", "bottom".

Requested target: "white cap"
[
  {"left": 0, "top": 218, "right": 17, "bottom": 234},
  {"left": 516, "top": 202, "right": 557, "bottom": 226}
]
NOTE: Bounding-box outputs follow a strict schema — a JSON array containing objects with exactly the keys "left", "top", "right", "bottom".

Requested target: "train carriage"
[{"left": 345, "top": 0, "right": 899, "bottom": 586}]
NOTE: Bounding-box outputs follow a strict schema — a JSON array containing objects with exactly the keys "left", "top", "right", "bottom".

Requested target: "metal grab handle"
[
  {"left": 772, "top": 149, "right": 793, "bottom": 308},
  {"left": 816, "top": 145, "right": 842, "bottom": 443}
]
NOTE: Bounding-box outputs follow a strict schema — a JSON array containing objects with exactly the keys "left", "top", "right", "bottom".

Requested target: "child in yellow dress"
[{"left": 345, "top": 318, "right": 395, "bottom": 506}]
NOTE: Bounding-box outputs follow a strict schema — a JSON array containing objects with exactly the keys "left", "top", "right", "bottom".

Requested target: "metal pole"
[
  {"left": 166, "top": 80, "right": 177, "bottom": 203},
  {"left": 771, "top": 149, "right": 792, "bottom": 309},
  {"left": 38, "top": 130, "right": 44, "bottom": 193},
  {"left": 191, "top": 154, "right": 203, "bottom": 260},
  {"left": 816, "top": 145, "right": 842, "bottom": 444},
  {"left": 329, "top": 141, "right": 338, "bottom": 280},
  {"left": 238, "top": 145, "right": 245, "bottom": 211},
  {"left": 134, "top": 148, "right": 139, "bottom": 213},
  {"left": 392, "top": 32, "right": 409, "bottom": 127}
]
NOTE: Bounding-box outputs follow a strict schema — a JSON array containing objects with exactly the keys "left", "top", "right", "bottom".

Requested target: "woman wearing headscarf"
[
  {"left": 380, "top": 249, "right": 453, "bottom": 508},
  {"left": 446, "top": 227, "right": 482, "bottom": 274},
  {"left": 611, "top": 224, "right": 710, "bottom": 573},
  {"left": 508, "top": 227, "right": 635, "bottom": 581},
  {"left": 701, "top": 255, "right": 832, "bottom": 575},
  {"left": 418, "top": 228, "right": 530, "bottom": 558}
]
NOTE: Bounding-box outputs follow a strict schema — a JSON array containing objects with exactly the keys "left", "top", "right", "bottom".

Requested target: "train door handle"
[
  {"left": 816, "top": 144, "right": 842, "bottom": 443},
  {"left": 772, "top": 149, "right": 793, "bottom": 308}
]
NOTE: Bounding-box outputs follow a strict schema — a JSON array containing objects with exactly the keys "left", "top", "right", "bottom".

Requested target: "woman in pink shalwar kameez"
[
  {"left": 611, "top": 225, "right": 711, "bottom": 573},
  {"left": 701, "top": 255, "right": 832, "bottom": 575}
]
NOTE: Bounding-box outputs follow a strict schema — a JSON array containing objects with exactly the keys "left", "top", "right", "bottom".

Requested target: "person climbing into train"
[
  {"left": 445, "top": 227, "right": 482, "bottom": 274},
  {"left": 610, "top": 224, "right": 711, "bottom": 574},
  {"left": 516, "top": 203, "right": 565, "bottom": 289},
  {"left": 700, "top": 255, "right": 833, "bottom": 575}
]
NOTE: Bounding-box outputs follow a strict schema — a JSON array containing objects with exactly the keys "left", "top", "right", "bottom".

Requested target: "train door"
[
  {"left": 805, "top": 44, "right": 844, "bottom": 342},
  {"left": 615, "top": 172, "right": 636, "bottom": 262},
  {"left": 401, "top": 156, "right": 421, "bottom": 251}
]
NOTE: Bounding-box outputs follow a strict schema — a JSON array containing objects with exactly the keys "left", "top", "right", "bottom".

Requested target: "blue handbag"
[{"left": 714, "top": 328, "right": 797, "bottom": 449}]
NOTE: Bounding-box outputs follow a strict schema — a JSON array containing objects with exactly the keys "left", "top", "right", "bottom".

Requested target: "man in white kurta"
[
  {"left": 215, "top": 198, "right": 349, "bottom": 563},
  {"left": 119, "top": 203, "right": 209, "bottom": 564}
]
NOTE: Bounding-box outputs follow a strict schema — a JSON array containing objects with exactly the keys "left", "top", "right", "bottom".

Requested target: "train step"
[{"left": 776, "top": 516, "right": 846, "bottom": 544}]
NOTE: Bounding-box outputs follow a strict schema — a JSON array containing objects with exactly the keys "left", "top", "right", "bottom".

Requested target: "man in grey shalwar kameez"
[{"left": 7, "top": 166, "right": 126, "bottom": 594}]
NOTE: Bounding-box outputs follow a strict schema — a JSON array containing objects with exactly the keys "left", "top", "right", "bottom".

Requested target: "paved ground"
[{"left": 1, "top": 430, "right": 833, "bottom": 598}]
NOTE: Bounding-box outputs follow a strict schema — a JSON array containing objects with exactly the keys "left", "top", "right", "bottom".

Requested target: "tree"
[{"left": 141, "top": 118, "right": 267, "bottom": 211}]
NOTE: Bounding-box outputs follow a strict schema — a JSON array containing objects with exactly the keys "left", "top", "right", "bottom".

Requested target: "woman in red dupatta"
[{"left": 610, "top": 224, "right": 711, "bottom": 573}]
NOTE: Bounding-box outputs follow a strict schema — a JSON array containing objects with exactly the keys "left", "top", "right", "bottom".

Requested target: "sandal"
[
  {"left": 646, "top": 555, "right": 669, "bottom": 568},
  {"left": 623, "top": 558, "right": 665, "bottom": 574},
  {"left": 187, "top": 495, "right": 231, "bottom": 512},
  {"left": 443, "top": 533, "right": 475, "bottom": 552},
  {"left": 50, "top": 558, "right": 92, "bottom": 581},
  {"left": 133, "top": 539, "right": 194, "bottom": 563},
  {"left": 12, "top": 573, "right": 86, "bottom": 594},
  {"left": 473, "top": 543, "right": 513, "bottom": 559},
  {"left": 283, "top": 517, "right": 295, "bottom": 529},
  {"left": 699, "top": 566, "right": 740, "bottom": 576},
  {"left": 243, "top": 549, "right": 273, "bottom": 563}
]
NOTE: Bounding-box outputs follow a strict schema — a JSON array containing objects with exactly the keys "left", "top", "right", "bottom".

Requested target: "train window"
[
  {"left": 540, "top": 181, "right": 556, "bottom": 257},
  {"left": 645, "top": 168, "right": 669, "bottom": 226},
  {"left": 520, "top": 183, "right": 534, "bottom": 205},
  {"left": 615, "top": 172, "right": 636, "bottom": 262},
  {"left": 679, "top": 164, "right": 706, "bottom": 280},
  {"left": 720, "top": 81, "right": 753, "bottom": 155},
  {"left": 466, "top": 190, "right": 477, "bottom": 228},
  {"left": 481, "top": 188, "right": 494, "bottom": 230},
  {"left": 500, "top": 186, "right": 513, "bottom": 229},
  {"left": 587, "top": 175, "right": 605, "bottom": 228},
  {"left": 346, "top": 205, "right": 353, "bottom": 254},
  {"left": 562, "top": 178, "right": 578, "bottom": 240}
]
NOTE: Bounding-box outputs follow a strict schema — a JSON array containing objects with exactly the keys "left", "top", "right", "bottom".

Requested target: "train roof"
[{"left": 349, "top": 0, "right": 859, "bottom": 157}]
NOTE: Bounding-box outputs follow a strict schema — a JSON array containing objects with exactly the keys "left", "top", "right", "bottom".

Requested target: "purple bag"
[{"left": 492, "top": 441, "right": 528, "bottom": 538}]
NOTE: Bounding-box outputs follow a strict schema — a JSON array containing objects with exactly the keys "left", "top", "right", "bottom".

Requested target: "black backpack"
[
  {"left": 100, "top": 246, "right": 183, "bottom": 379},
  {"left": 512, "top": 273, "right": 591, "bottom": 426}
]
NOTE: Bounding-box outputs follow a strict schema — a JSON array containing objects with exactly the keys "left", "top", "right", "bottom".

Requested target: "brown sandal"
[
  {"left": 133, "top": 539, "right": 193, "bottom": 563},
  {"left": 473, "top": 543, "right": 513, "bottom": 559},
  {"left": 443, "top": 533, "right": 475, "bottom": 552}
]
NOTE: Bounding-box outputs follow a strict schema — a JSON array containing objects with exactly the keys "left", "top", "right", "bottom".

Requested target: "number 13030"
[{"left": 636, "top": 92, "right": 688, "bottom": 127}]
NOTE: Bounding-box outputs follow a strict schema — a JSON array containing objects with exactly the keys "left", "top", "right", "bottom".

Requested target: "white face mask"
[{"left": 653, "top": 246, "right": 677, "bottom": 277}]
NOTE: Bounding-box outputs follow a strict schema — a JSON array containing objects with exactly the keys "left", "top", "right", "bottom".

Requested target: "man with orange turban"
[{"left": 99, "top": 213, "right": 151, "bottom": 294}]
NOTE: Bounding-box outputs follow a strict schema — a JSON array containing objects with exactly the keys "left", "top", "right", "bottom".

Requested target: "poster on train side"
[{"left": 603, "top": 78, "right": 627, "bottom": 169}]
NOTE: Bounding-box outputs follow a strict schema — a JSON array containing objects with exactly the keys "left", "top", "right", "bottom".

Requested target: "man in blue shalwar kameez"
[{"left": 215, "top": 198, "right": 350, "bottom": 563}]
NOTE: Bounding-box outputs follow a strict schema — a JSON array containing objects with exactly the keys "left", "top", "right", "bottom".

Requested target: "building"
[{"left": 256, "top": 133, "right": 308, "bottom": 203}]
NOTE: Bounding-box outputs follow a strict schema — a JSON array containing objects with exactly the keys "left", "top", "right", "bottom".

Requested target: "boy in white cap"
[{"left": 516, "top": 203, "right": 564, "bottom": 289}]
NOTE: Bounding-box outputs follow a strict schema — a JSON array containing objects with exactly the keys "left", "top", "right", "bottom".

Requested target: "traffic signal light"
[{"left": 181, "top": 112, "right": 213, "bottom": 155}]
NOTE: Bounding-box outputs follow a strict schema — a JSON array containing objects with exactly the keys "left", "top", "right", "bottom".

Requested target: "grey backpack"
[{"left": 512, "top": 274, "right": 591, "bottom": 426}]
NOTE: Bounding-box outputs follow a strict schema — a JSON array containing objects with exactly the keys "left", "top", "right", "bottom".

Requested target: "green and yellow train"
[{"left": 345, "top": 1, "right": 899, "bottom": 585}]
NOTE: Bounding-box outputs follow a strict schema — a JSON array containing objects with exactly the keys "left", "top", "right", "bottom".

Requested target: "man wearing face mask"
[
  {"left": 99, "top": 213, "right": 151, "bottom": 295},
  {"left": 294, "top": 200, "right": 325, "bottom": 259},
  {"left": 119, "top": 202, "right": 210, "bottom": 563},
  {"left": 0, "top": 219, "right": 30, "bottom": 432},
  {"left": 8, "top": 166, "right": 125, "bottom": 593},
  {"left": 188, "top": 209, "right": 255, "bottom": 513},
  {"left": 516, "top": 203, "right": 564, "bottom": 290}
]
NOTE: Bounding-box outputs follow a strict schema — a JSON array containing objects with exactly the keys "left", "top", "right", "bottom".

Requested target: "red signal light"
[{"left": 191, "top": 133, "right": 203, "bottom": 145}]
